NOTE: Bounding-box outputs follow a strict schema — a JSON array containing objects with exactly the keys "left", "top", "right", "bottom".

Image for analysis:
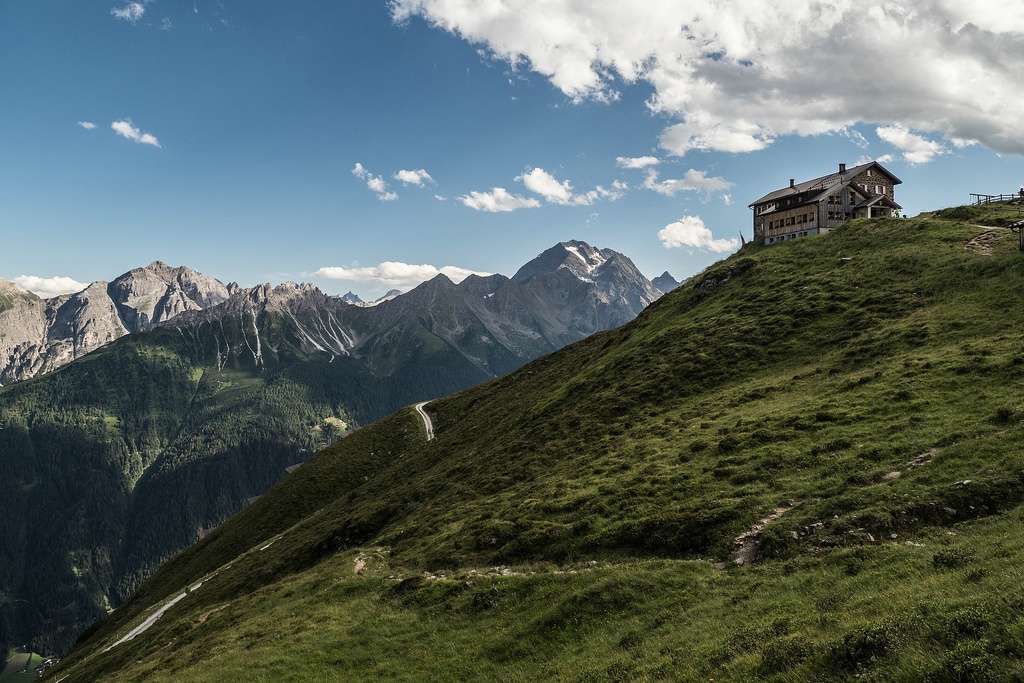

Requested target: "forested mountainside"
[
  {"left": 51, "top": 204, "right": 1024, "bottom": 681},
  {"left": 0, "top": 240, "right": 666, "bottom": 655}
]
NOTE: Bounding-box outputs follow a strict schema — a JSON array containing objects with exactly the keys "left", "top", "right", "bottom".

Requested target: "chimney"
[
  {"left": 789, "top": 179, "right": 795, "bottom": 189},
  {"left": 839, "top": 163, "right": 847, "bottom": 173}
]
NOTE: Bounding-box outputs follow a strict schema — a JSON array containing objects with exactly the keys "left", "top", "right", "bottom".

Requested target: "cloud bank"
[
  {"left": 13, "top": 275, "right": 89, "bottom": 298},
  {"left": 392, "top": 0, "right": 1024, "bottom": 156},
  {"left": 314, "top": 262, "right": 490, "bottom": 287}
]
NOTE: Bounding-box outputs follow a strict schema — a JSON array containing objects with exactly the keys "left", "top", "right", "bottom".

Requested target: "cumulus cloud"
[
  {"left": 13, "top": 275, "right": 89, "bottom": 298},
  {"left": 643, "top": 168, "right": 733, "bottom": 196},
  {"left": 313, "top": 262, "right": 490, "bottom": 287},
  {"left": 352, "top": 163, "right": 398, "bottom": 201},
  {"left": 391, "top": 0, "right": 1024, "bottom": 156},
  {"left": 111, "top": 119, "right": 161, "bottom": 148},
  {"left": 393, "top": 168, "right": 435, "bottom": 186},
  {"left": 616, "top": 156, "right": 660, "bottom": 169},
  {"left": 78, "top": 121, "right": 97, "bottom": 130},
  {"left": 515, "top": 167, "right": 626, "bottom": 206},
  {"left": 876, "top": 125, "right": 946, "bottom": 163},
  {"left": 658, "top": 216, "right": 739, "bottom": 253},
  {"left": 458, "top": 187, "right": 541, "bottom": 212},
  {"left": 111, "top": 2, "right": 146, "bottom": 23}
]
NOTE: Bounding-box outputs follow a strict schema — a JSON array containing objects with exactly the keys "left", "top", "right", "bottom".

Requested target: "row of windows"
[
  {"left": 768, "top": 212, "right": 814, "bottom": 230},
  {"left": 766, "top": 230, "right": 814, "bottom": 244},
  {"left": 859, "top": 183, "right": 887, "bottom": 195}
]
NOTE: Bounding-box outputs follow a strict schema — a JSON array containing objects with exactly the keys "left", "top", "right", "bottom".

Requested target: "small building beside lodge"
[{"left": 749, "top": 161, "right": 902, "bottom": 245}]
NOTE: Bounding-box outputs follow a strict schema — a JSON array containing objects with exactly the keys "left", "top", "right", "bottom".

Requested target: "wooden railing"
[{"left": 971, "top": 193, "right": 1023, "bottom": 205}]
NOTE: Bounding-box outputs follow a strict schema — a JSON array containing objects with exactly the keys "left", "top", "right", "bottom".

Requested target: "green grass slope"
[{"left": 53, "top": 208, "right": 1024, "bottom": 681}]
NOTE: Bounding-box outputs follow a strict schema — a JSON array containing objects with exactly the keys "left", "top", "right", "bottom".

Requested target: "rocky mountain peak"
[
  {"left": 108, "top": 262, "right": 231, "bottom": 332},
  {"left": 513, "top": 240, "right": 612, "bottom": 284},
  {"left": 652, "top": 271, "right": 681, "bottom": 294}
]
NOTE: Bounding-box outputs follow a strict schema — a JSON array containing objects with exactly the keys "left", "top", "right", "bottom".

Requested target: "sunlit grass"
[{"left": 52, "top": 210, "right": 1024, "bottom": 680}]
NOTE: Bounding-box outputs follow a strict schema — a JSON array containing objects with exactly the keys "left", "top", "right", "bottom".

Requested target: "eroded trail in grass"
[{"left": 726, "top": 499, "right": 802, "bottom": 568}]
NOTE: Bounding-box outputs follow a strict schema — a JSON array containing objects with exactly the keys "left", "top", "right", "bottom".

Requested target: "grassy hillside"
[{"left": 52, "top": 207, "right": 1024, "bottom": 681}]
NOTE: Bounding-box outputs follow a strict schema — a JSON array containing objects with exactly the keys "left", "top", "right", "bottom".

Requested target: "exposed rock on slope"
[{"left": 0, "top": 262, "right": 231, "bottom": 384}]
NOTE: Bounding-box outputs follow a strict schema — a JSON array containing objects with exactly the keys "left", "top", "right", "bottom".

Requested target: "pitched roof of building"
[{"left": 749, "top": 161, "right": 903, "bottom": 208}]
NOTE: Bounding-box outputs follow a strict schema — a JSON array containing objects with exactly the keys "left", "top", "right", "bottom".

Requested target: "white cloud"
[
  {"left": 13, "top": 275, "right": 89, "bottom": 298},
  {"left": 111, "top": 2, "right": 146, "bottom": 23},
  {"left": 391, "top": 0, "right": 1024, "bottom": 156},
  {"left": 616, "top": 155, "right": 660, "bottom": 169},
  {"left": 856, "top": 154, "right": 895, "bottom": 165},
  {"left": 841, "top": 128, "right": 871, "bottom": 149},
  {"left": 516, "top": 167, "right": 626, "bottom": 206},
  {"left": 643, "top": 168, "right": 733, "bottom": 196},
  {"left": 111, "top": 119, "right": 161, "bottom": 148},
  {"left": 393, "top": 168, "right": 435, "bottom": 186},
  {"left": 313, "top": 261, "right": 490, "bottom": 287},
  {"left": 517, "top": 167, "right": 576, "bottom": 204},
  {"left": 658, "top": 216, "right": 739, "bottom": 253},
  {"left": 458, "top": 187, "right": 541, "bottom": 212},
  {"left": 352, "top": 163, "right": 398, "bottom": 201},
  {"left": 876, "top": 125, "right": 946, "bottom": 163},
  {"left": 434, "top": 194, "right": 448, "bottom": 201},
  {"left": 78, "top": 121, "right": 97, "bottom": 130}
]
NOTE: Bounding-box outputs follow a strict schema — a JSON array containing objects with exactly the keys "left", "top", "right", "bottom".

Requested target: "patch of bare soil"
[
  {"left": 966, "top": 229, "right": 1003, "bottom": 255},
  {"left": 721, "top": 499, "right": 802, "bottom": 568}
]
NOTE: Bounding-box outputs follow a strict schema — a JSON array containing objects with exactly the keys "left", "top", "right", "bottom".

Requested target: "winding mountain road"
[{"left": 415, "top": 402, "right": 435, "bottom": 441}]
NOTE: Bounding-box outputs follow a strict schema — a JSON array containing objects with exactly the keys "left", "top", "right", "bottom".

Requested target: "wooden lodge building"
[{"left": 749, "top": 161, "right": 902, "bottom": 245}]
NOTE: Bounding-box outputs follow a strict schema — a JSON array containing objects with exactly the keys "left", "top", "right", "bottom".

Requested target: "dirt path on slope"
[
  {"left": 721, "top": 499, "right": 802, "bottom": 568},
  {"left": 415, "top": 402, "right": 434, "bottom": 441}
]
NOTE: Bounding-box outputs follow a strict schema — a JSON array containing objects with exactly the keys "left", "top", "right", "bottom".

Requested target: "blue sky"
[{"left": 3, "top": 1, "right": 1024, "bottom": 299}]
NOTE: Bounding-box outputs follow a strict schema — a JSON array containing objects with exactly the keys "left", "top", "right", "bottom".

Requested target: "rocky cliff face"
[
  {"left": 0, "top": 263, "right": 231, "bottom": 384},
  {"left": 510, "top": 240, "right": 664, "bottom": 341},
  {"left": 0, "top": 279, "right": 48, "bottom": 384},
  {"left": 108, "top": 261, "right": 232, "bottom": 332}
]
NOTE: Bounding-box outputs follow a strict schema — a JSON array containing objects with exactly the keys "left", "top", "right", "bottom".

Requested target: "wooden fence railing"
[{"left": 971, "top": 193, "right": 1023, "bottom": 205}]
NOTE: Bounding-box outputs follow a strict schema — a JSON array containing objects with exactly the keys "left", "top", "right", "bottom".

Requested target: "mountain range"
[
  {"left": 46, "top": 203, "right": 1024, "bottom": 681},
  {"left": 0, "top": 240, "right": 670, "bottom": 655},
  {"left": 0, "top": 240, "right": 663, "bottom": 387}
]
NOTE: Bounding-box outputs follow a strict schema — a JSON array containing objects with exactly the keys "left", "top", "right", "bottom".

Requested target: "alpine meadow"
[{"left": 46, "top": 206, "right": 1024, "bottom": 681}]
